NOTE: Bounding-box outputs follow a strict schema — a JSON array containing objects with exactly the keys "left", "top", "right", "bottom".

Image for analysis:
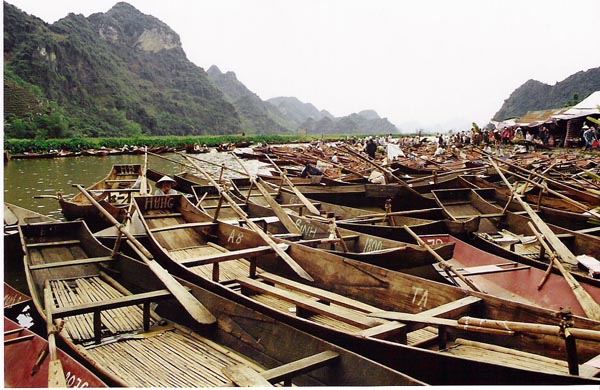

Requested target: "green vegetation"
[{"left": 3, "top": 134, "right": 362, "bottom": 154}]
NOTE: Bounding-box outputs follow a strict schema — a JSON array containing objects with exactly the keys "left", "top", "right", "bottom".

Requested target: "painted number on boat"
[
  {"left": 228, "top": 230, "right": 244, "bottom": 245},
  {"left": 363, "top": 238, "right": 383, "bottom": 253},
  {"left": 411, "top": 287, "right": 429, "bottom": 308},
  {"left": 424, "top": 238, "right": 444, "bottom": 246},
  {"left": 295, "top": 220, "right": 318, "bottom": 239},
  {"left": 65, "top": 371, "right": 89, "bottom": 388}
]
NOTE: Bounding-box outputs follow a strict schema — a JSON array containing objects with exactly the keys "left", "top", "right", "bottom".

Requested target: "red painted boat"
[
  {"left": 422, "top": 234, "right": 600, "bottom": 318},
  {"left": 4, "top": 317, "right": 107, "bottom": 388}
]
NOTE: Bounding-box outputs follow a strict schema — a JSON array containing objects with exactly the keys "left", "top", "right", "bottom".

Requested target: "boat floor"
[{"left": 48, "top": 275, "right": 265, "bottom": 387}]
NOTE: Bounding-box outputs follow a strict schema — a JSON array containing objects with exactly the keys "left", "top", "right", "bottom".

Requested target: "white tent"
[{"left": 553, "top": 91, "right": 600, "bottom": 120}]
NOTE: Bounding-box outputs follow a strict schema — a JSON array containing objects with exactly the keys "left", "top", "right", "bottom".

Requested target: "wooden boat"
[
  {"left": 59, "top": 164, "right": 149, "bottom": 231},
  {"left": 131, "top": 194, "right": 600, "bottom": 385},
  {"left": 193, "top": 192, "right": 455, "bottom": 282},
  {"left": 4, "top": 203, "right": 56, "bottom": 266},
  {"left": 458, "top": 174, "right": 599, "bottom": 214},
  {"left": 471, "top": 187, "right": 600, "bottom": 235},
  {"left": 20, "top": 220, "right": 421, "bottom": 387},
  {"left": 420, "top": 234, "right": 600, "bottom": 317},
  {"left": 4, "top": 283, "right": 108, "bottom": 388},
  {"left": 4, "top": 317, "right": 108, "bottom": 388},
  {"left": 430, "top": 188, "right": 600, "bottom": 282}
]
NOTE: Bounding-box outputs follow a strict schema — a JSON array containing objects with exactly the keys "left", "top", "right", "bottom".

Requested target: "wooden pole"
[
  {"left": 526, "top": 221, "right": 600, "bottom": 320},
  {"left": 74, "top": 184, "right": 216, "bottom": 325},
  {"left": 402, "top": 225, "right": 482, "bottom": 292},
  {"left": 230, "top": 152, "right": 302, "bottom": 235},
  {"left": 183, "top": 155, "right": 314, "bottom": 282},
  {"left": 488, "top": 157, "right": 580, "bottom": 266},
  {"left": 264, "top": 154, "right": 321, "bottom": 215},
  {"left": 44, "top": 282, "right": 67, "bottom": 388}
]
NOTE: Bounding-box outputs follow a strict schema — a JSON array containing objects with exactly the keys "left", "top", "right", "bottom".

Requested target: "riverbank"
[{"left": 3, "top": 134, "right": 355, "bottom": 156}]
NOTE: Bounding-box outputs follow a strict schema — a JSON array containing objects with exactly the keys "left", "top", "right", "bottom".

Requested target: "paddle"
[
  {"left": 402, "top": 225, "right": 482, "bottom": 292},
  {"left": 230, "top": 152, "right": 302, "bottom": 235},
  {"left": 44, "top": 282, "right": 67, "bottom": 388},
  {"left": 182, "top": 155, "right": 314, "bottom": 282},
  {"left": 488, "top": 157, "right": 600, "bottom": 320},
  {"left": 263, "top": 154, "right": 321, "bottom": 216},
  {"left": 74, "top": 184, "right": 216, "bottom": 325},
  {"left": 526, "top": 221, "right": 600, "bottom": 320}
]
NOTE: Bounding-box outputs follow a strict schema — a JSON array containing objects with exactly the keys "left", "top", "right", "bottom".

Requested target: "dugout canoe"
[
  {"left": 58, "top": 164, "right": 149, "bottom": 231},
  {"left": 430, "top": 187, "right": 600, "bottom": 282},
  {"left": 19, "top": 220, "right": 422, "bottom": 387},
  {"left": 132, "top": 194, "right": 600, "bottom": 385}
]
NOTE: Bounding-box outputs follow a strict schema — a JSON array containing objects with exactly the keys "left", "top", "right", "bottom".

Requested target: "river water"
[
  {"left": 3, "top": 150, "right": 268, "bottom": 220},
  {"left": 3, "top": 150, "right": 270, "bottom": 293}
]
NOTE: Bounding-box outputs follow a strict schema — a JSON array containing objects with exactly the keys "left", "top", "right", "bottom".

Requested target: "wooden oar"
[
  {"left": 230, "top": 152, "right": 302, "bottom": 235},
  {"left": 402, "top": 225, "right": 482, "bottom": 292},
  {"left": 264, "top": 154, "right": 321, "bottom": 215},
  {"left": 183, "top": 155, "right": 314, "bottom": 282},
  {"left": 489, "top": 157, "right": 600, "bottom": 320},
  {"left": 369, "top": 310, "right": 600, "bottom": 342},
  {"left": 526, "top": 221, "right": 600, "bottom": 321},
  {"left": 140, "top": 147, "right": 148, "bottom": 195},
  {"left": 74, "top": 184, "right": 216, "bottom": 325},
  {"left": 44, "top": 282, "right": 67, "bottom": 388}
]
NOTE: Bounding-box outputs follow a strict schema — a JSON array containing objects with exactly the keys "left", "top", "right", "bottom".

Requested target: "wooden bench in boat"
[
  {"left": 261, "top": 350, "right": 339, "bottom": 385},
  {"left": 179, "top": 244, "right": 289, "bottom": 267},
  {"left": 255, "top": 272, "right": 381, "bottom": 313},
  {"left": 51, "top": 288, "right": 180, "bottom": 343},
  {"left": 149, "top": 221, "right": 217, "bottom": 233},
  {"left": 452, "top": 262, "right": 530, "bottom": 277},
  {"left": 236, "top": 276, "right": 382, "bottom": 329},
  {"left": 223, "top": 350, "right": 340, "bottom": 387},
  {"left": 295, "top": 235, "right": 360, "bottom": 246},
  {"left": 144, "top": 212, "right": 183, "bottom": 219},
  {"left": 362, "top": 296, "right": 481, "bottom": 348},
  {"left": 104, "top": 179, "right": 139, "bottom": 184},
  {"left": 29, "top": 256, "right": 115, "bottom": 270},
  {"left": 575, "top": 225, "right": 600, "bottom": 235},
  {"left": 25, "top": 239, "right": 80, "bottom": 248}
]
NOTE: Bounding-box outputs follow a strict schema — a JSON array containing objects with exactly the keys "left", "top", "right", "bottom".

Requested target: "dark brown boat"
[
  {"left": 59, "top": 164, "right": 149, "bottom": 231},
  {"left": 131, "top": 194, "right": 600, "bottom": 385},
  {"left": 20, "top": 220, "right": 421, "bottom": 387}
]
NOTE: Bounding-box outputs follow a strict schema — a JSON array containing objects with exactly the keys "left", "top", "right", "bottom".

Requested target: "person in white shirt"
[{"left": 154, "top": 175, "right": 178, "bottom": 195}]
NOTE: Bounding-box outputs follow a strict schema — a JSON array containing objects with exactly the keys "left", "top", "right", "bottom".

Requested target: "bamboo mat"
[
  {"left": 84, "top": 317, "right": 264, "bottom": 387},
  {"left": 169, "top": 246, "right": 252, "bottom": 282},
  {"left": 49, "top": 276, "right": 144, "bottom": 342}
]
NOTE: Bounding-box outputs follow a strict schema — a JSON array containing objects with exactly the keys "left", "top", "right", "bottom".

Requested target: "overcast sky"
[{"left": 6, "top": 0, "right": 600, "bottom": 132}]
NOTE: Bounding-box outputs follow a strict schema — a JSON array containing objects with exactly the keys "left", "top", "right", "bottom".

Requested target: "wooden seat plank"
[
  {"left": 261, "top": 351, "right": 339, "bottom": 383},
  {"left": 179, "top": 244, "right": 288, "bottom": 267},
  {"left": 26, "top": 239, "right": 80, "bottom": 248},
  {"left": 222, "top": 365, "right": 273, "bottom": 387},
  {"left": 52, "top": 289, "right": 177, "bottom": 318},
  {"left": 357, "top": 321, "right": 407, "bottom": 340},
  {"left": 237, "top": 277, "right": 381, "bottom": 328},
  {"left": 150, "top": 221, "right": 217, "bottom": 233},
  {"left": 144, "top": 213, "right": 183, "bottom": 219},
  {"left": 257, "top": 272, "right": 381, "bottom": 313},
  {"left": 29, "top": 256, "right": 114, "bottom": 270}
]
